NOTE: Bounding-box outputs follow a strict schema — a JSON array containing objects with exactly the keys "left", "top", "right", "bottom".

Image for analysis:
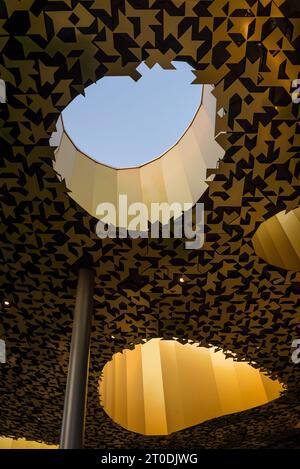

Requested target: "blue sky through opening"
[{"left": 62, "top": 62, "right": 202, "bottom": 168}]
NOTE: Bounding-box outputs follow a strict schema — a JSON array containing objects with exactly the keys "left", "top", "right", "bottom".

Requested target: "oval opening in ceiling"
[
  {"left": 52, "top": 84, "right": 224, "bottom": 226},
  {"left": 62, "top": 61, "right": 202, "bottom": 168},
  {"left": 252, "top": 208, "right": 300, "bottom": 271},
  {"left": 99, "top": 339, "right": 283, "bottom": 436}
]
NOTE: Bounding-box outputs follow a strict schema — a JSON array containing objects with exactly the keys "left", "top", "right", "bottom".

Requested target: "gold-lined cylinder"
[{"left": 99, "top": 339, "right": 283, "bottom": 436}]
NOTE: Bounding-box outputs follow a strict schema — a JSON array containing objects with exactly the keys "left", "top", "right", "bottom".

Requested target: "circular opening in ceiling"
[
  {"left": 253, "top": 207, "right": 300, "bottom": 271},
  {"left": 99, "top": 339, "right": 283, "bottom": 436},
  {"left": 52, "top": 83, "right": 224, "bottom": 225},
  {"left": 62, "top": 62, "right": 202, "bottom": 168}
]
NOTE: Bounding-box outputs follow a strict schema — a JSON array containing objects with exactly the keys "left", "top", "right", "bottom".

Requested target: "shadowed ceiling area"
[{"left": 0, "top": 0, "right": 300, "bottom": 449}]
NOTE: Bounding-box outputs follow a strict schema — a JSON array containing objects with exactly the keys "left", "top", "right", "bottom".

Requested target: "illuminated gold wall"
[
  {"left": 253, "top": 208, "right": 300, "bottom": 271},
  {"left": 99, "top": 339, "right": 283, "bottom": 436},
  {"left": 0, "top": 437, "right": 57, "bottom": 449}
]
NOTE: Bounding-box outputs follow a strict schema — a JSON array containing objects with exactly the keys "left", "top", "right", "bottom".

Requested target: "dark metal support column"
[{"left": 60, "top": 267, "right": 94, "bottom": 449}]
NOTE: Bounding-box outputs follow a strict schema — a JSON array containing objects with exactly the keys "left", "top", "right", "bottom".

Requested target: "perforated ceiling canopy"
[{"left": 0, "top": 0, "right": 300, "bottom": 449}]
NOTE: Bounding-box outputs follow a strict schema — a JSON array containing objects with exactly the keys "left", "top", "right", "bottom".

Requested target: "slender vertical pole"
[{"left": 60, "top": 268, "right": 94, "bottom": 449}]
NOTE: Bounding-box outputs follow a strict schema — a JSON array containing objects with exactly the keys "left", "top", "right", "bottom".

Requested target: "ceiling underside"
[{"left": 0, "top": 0, "right": 300, "bottom": 448}]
